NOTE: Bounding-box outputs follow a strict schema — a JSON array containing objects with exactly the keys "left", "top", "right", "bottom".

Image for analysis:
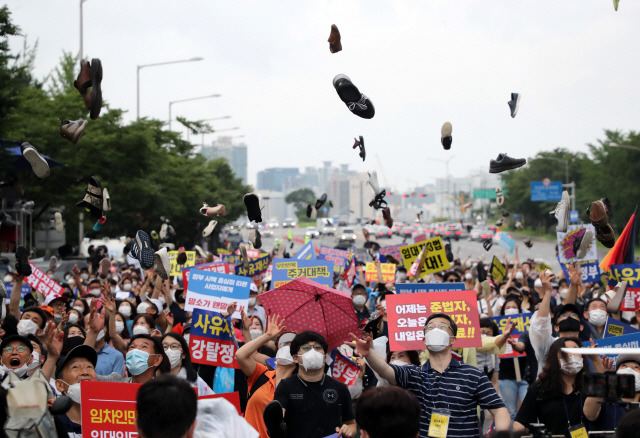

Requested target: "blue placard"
[
  {"left": 608, "top": 264, "right": 640, "bottom": 288},
  {"left": 272, "top": 258, "right": 333, "bottom": 288},
  {"left": 489, "top": 313, "right": 532, "bottom": 335},
  {"left": 396, "top": 282, "right": 465, "bottom": 294},
  {"left": 293, "top": 241, "right": 316, "bottom": 260},
  {"left": 495, "top": 232, "right": 516, "bottom": 254},
  {"left": 235, "top": 254, "right": 271, "bottom": 277},
  {"left": 221, "top": 254, "right": 241, "bottom": 265},
  {"left": 584, "top": 332, "right": 640, "bottom": 364},
  {"left": 318, "top": 246, "right": 351, "bottom": 273},
  {"left": 558, "top": 258, "right": 601, "bottom": 285},
  {"left": 5, "top": 284, "right": 32, "bottom": 300},
  {"left": 185, "top": 271, "right": 251, "bottom": 317},
  {"left": 604, "top": 317, "right": 639, "bottom": 338},
  {"left": 530, "top": 181, "right": 563, "bottom": 202}
]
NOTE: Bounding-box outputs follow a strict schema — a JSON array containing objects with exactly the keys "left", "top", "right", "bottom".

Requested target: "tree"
[{"left": 285, "top": 188, "right": 315, "bottom": 221}]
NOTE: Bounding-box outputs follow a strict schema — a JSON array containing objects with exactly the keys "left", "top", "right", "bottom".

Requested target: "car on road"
[
  {"left": 373, "top": 225, "right": 393, "bottom": 239},
  {"left": 469, "top": 227, "right": 495, "bottom": 242},
  {"left": 340, "top": 228, "right": 357, "bottom": 241},
  {"left": 259, "top": 225, "right": 274, "bottom": 237},
  {"left": 305, "top": 226, "right": 320, "bottom": 239},
  {"left": 282, "top": 218, "right": 297, "bottom": 228},
  {"left": 266, "top": 219, "right": 280, "bottom": 229}
]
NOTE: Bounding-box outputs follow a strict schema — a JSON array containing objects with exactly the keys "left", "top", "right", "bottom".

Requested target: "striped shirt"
[{"left": 392, "top": 358, "right": 505, "bottom": 438}]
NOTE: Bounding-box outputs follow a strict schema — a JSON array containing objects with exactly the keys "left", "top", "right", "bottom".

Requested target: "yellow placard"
[
  {"left": 365, "top": 263, "right": 396, "bottom": 283},
  {"left": 168, "top": 251, "right": 196, "bottom": 276},
  {"left": 490, "top": 256, "right": 507, "bottom": 283},
  {"left": 400, "top": 237, "right": 450, "bottom": 278}
]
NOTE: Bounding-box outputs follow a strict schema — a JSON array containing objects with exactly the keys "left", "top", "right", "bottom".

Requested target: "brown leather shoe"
[
  {"left": 362, "top": 228, "right": 370, "bottom": 241},
  {"left": 382, "top": 207, "right": 393, "bottom": 228},
  {"left": 589, "top": 200, "right": 609, "bottom": 228},
  {"left": 59, "top": 119, "right": 87, "bottom": 144},
  {"left": 74, "top": 60, "right": 92, "bottom": 95},
  {"left": 328, "top": 24, "right": 342, "bottom": 53},
  {"left": 596, "top": 223, "right": 615, "bottom": 248},
  {"left": 89, "top": 58, "right": 103, "bottom": 120}
]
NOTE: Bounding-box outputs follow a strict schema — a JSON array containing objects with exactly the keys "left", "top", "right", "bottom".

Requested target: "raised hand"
[
  {"left": 40, "top": 321, "right": 63, "bottom": 359},
  {"left": 348, "top": 332, "right": 372, "bottom": 357},
  {"left": 568, "top": 262, "right": 582, "bottom": 286},
  {"left": 265, "top": 314, "right": 286, "bottom": 338}
]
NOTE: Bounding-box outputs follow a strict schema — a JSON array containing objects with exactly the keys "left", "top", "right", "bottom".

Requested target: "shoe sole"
[
  {"left": 489, "top": 161, "right": 526, "bottom": 173},
  {"left": 263, "top": 401, "right": 286, "bottom": 438},
  {"left": 441, "top": 122, "right": 452, "bottom": 137},
  {"left": 72, "top": 120, "right": 87, "bottom": 144},
  {"left": 590, "top": 200, "right": 609, "bottom": 228},
  {"left": 607, "top": 281, "right": 627, "bottom": 313},
  {"left": 243, "top": 194, "right": 262, "bottom": 223},
  {"left": 98, "top": 258, "right": 110, "bottom": 279},
  {"left": 23, "top": 146, "right": 50, "bottom": 178},
  {"left": 254, "top": 231, "right": 262, "bottom": 249},
  {"left": 90, "top": 58, "right": 103, "bottom": 120},
  {"left": 576, "top": 230, "right": 593, "bottom": 259},
  {"left": 510, "top": 94, "right": 521, "bottom": 118},
  {"left": 136, "top": 231, "right": 155, "bottom": 270},
  {"left": 154, "top": 249, "right": 170, "bottom": 279},
  {"left": 240, "top": 246, "right": 249, "bottom": 269},
  {"left": 54, "top": 212, "right": 64, "bottom": 232},
  {"left": 202, "top": 220, "right": 217, "bottom": 237},
  {"left": 15, "top": 246, "right": 32, "bottom": 277}
]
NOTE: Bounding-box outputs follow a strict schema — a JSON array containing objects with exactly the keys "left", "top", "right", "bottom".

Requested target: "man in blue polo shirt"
[{"left": 353, "top": 312, "right": 510, "bottom": 438}]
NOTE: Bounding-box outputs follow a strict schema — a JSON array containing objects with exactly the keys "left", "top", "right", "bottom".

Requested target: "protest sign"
[
  {"left": 246, "top": 249, "right": 261, "bottom": 258},
  {"left": 386, "top": 291, "right": 480, "bottom": 351},
  {"left": 490, "top": 256, "right": 507, "bottom": 283},
  {"left": 490, "top": 313, "right": 531, "bottom": 359},
  {"left": 5, "top": 284, "right": 32, "bottom": 303},
  {"left": 365, "top": 262, "right": 395, "bottom": 283},
  {"left": 23, "top": 262, "right": 63, "bottom": 300},
  {"left": 604, "top": 317, "right": 639, "bottom": 338},
  {"left": 609, "top": 264, "right": 640, "bottom": 311},
  {"left": 198, "top": 392, "right": 242, "bottom": 415},
  {"left": 272, "top": 258, "right": 333, "bottom": 288},
  {"left": 584, "top": 332, "right": 640, "bottom": 365},
  {"left": 557, "top": 225, "right": 597, "bottom": 263},
  {"left": 379, "top": 244, "right": 403, "bottom": 261},
  {"left": 168, "top": 250, "right": 196, "bottom": 276},
  {"left": 189, "top": 308, "right": 239, "bottom": 369},
  {"left": 329, "top": 349, "right": 359, "bottom": 386},
  {"left": 558, "top": 258, "right": 601, "bottom": 285},
  {"left": 494, "top": 232, "right": 516, "bottom": 254},
  {"left": 182, "top": 262, "right": 235, "bottom": 291},
  {"left": 235, "top": 254, "right": 271, "bottom": 277},
  {"left": 221, "top": 253, "right": 242, "bottom": 265},
  {"left": 81, "top": 381, "right": 140, "bottom": 437},
  {"left": 318, "top": 246, "right": 351, "bottom": 273},
  {"left": 185, "top": 270, "right": 250, "bottom": 318},
  {"left": 399, "top": 237, "right": 450, "bottom": 278},
  {"left": 294, "top": 240, "right": 317, "bottom": 260},
  {"left": 396, "top": 283, "right": 465, "bottom": 294}
]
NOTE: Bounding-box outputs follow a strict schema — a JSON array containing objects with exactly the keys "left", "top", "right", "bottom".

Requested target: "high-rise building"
[
  {"left": 201, "top": 136, "right": 248, "bottom": 184},
  {"left": 257, "top": 168, "right": 300, "bottom": 192}
]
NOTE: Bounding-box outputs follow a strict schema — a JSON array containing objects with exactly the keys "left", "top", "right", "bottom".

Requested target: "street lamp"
[
  {"left": 79, "top": 0, "right": 90, "bottom": 61},
  {"left": 168, "top": 94, "right": 221, "bottom": 131},
  {"left": 136, "top": 57, "right": 204, "bottom": 119}
]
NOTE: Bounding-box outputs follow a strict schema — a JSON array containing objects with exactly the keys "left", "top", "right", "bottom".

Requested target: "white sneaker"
[
  {"left": 54, "top": 212, "right": 64, "bottom": 232},
  {"left": 202, "top": 220, "right": 218, "bottom": 237},
  {"left": 154, "top": 247, "right": 171, "bottom": 280},
  {"left": 575, "top": 229, "right": 593, "bottom": 259},
  {"left": 367, "top": 171, "right": 381, "bottom": 196},
  {"left": 550, "top": 190, "right": 570, "bottom": 232}
]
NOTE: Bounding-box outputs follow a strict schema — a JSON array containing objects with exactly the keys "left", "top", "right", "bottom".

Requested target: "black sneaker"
[
  {"left": 133, "top": 231, "right": 155, "bottom": 270},
  {"left": 441, "top": 122, "right": 452, "bottom": 150},
  {"left": 21, "top": 142, "right": 50, "bottom": 178},
  {"left": 489, "top": 153, "right": 526, "bottom": 173},
  {"left": 333, "top": 74, "right": 375, "bottom": 119},
  {"left": 482, "top": 239, "right": 493, "bottom": 251},
  {"left": 263, "top": 400, "right": 287, "bottom": 438},
  {"left": 502, "top": 210, "right": 510, "bottom": 217},
  {"left": 523, "top": 238, "right": 533, "bottom": 248},
  {"left": 315, "top": 193, "right": 327, "bottom": 210},
  {"left": 306, "top": 204, "right": 313, "bottom": 218},
  {"left": 252, "top": 229, "right": 262, "bottom": 249},
  {"left": 15, "top": 246, "right": 32, "bottom": 277},
  {"left": 508, "top": 93, "right": 521, "bottom": 118},
  {"left": 573, "top": 229, "right": 593, "bottom": 259},
  {"left": 243, "top": 193, "right": 262, "bottom": 223}
]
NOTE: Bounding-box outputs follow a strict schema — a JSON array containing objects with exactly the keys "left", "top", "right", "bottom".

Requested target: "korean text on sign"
[
  {"left": 235, "top": 254, "right": 271, "bottom": 277},
  {"left": 271, "top": 258, "right": 333, "bottom": 288},
  {"left": 318, "top": 246, "right": 351, "bottom": 272},
  {"left": 396, "top": 282, "right": 465, "bottom": 294},
  {"left": 189, "top": 308, "right": 239, "bottom": 369},
  {"left": 490, "top": 256, "right": 507, "bottom": 283},
  {"left": 399, "top": 237, "right": 450, "bottom": 278},
  {"left": 24, "top": 262, "right": 63, "bottom": 299},
  {"left": 365, "top": 263, "right": 396, "bottom": 283},
  {"left": 168, "top": 250, "right": 196, "bottom": 276},
  {"left": 489, "top": 313, "right": 531, "bottom": 358},
  {"left": 81, "top": 381, "right": 141, "bottom": 437},
  {"left": 330, "top": 349, "right": 359, "bottom": 386},
  {"left": 185, "top": 270, "right": 250, "bottom": 319},
  {"left": 386, "top": 291, "right": 480, "bottom": 351},
  {"left": 610, "top": 264, "right": 640, "bottom": 311},
  {"left": 182, "top": 262, "right": 235, "bottom": 290}
]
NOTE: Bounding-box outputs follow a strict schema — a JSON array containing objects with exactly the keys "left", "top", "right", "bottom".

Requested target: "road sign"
[
  {"left": 530, "top": 181, "right": 562, "bottom": 202},
  {"left": 569, "top": 210, "right": 579, "bottom": 223},
  {"left": 473, "top": 188, "right": 507, "bottom": 199}
]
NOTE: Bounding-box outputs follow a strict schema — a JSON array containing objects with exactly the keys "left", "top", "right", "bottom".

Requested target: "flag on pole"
[
  {"left": 600, "top": 207, "right": 637, "bottom": 272},
  {"left": 345, "top": 257, "right": 357, "bottom": 288}
]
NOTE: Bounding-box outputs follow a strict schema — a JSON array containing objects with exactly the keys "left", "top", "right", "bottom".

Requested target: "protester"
[
  {"left": 351, "top": 283, "right": 370, "bottom": 323},
  {"left": 0, "top": 334, "right": 33, "bottom": 379},
  {"left": 582, "top": 297, "right": 609, "bottom": 340},
  {"left": 355, "top": 386, "right": 421, "bottom": 438},
  {"left": 100, "top": 334, "right": 170, "bottom": 384},
  {"left": 162, "top": 332, "right": 214, "bottom": 396},
  {"left": 25, "top": 335, "right": 46, "bottom": 376}
]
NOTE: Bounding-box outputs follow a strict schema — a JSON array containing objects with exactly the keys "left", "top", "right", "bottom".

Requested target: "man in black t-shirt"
[{"left": 269, "top": 330, "right": 356, "bottom": 438}]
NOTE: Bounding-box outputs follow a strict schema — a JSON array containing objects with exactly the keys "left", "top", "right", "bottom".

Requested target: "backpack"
[{"left": 2, "top": 370, "right": 58, "bottom": 438}]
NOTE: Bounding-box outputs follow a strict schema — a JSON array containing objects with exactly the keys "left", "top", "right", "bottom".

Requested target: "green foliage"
[{"left": 285, "top": 188, "right": 315, "bottom": 221}]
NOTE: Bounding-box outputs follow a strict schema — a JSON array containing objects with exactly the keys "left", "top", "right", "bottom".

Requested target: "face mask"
[
  {"left": 133, "top": 325, "right": 150, "bottom": 336},
  {"left": 80, "top": 274, "right": 89, "bottom": 281},
  {"left": 558, "top": 317, "right": 581, "bottom": 333},
  {"left": 110, "top": 286, "right": 116, "bottom": 293},
  {"left": 299, "top": 349, "right": 325, "bottom": 371},
  {"left": 353, "top": 295, "right": 366, "bottom": 307},
  {"left": 250, "top": 329, "right": 263, "bottom": 340},
  {"left": 617, "top": 367, "right": 640, "bottom": 392},
  {"left": 96, "top": 330, "right": 105, "bottom": 342},
  {"left": 89, "top": 288, "right": 100, "bottom": 297},
  {"left": 65, "top": 336, "right": 85, "bottom": 352},
  {"left": 64, "top": 275, "right": 71, "bottom": 281},
  {"left": 424, "top": 328, "right": 451, "bottom": 352},
  {"left": 123, "top": 283, "right": 132, "bottom": 291},
  {"left": 464, "top": 273, "right": 472, "bottom": 280},
  {"left": 85, "top": 298, "right": 93, "bottom": 307},
  {"left": 504, "top": 308, "right": 519, "bottom": 316},
  {"left": 4, "top": 275, "right": 13, "bottom": 283},
  {"left": 389, "top": 359, "right": 409, "bottom": 367},
  {"left": 54, "top": 314, "right": 63, "bottom": 323},
  {"left": 559, "top": 356, "right": 583, "bottom": 375},
  {"left": 137, "top": 303, "right": 150, "bottom": 314},
  {"left": 132, "top": 281, "right": 139, "bottom": 287},
  {"left": 115, "top": 321, "right": 125, "bottom": 334},
  {"left": 48, "top": 274, "right": 55, "bottom": 279},
  {"left": 119, "top": 306, "right": 132, "bottom": 318},
  {"left": 396, "top": 273, "right": 407, "bottom": 283},
  {"left": 276, "top": 346, "right": 294, "bottom": 365},
  {"left": 27, "top": 351, "right": 41, "bottom": 371},
  {"left": 17, "top": 319, "right": 39, "bottom": 336},
  {"left": 588, "top": 309, "right": 607, "bottom": 327},
  {"left": 68, "top": 313, "right": 79, "bottom": 324},
  {"left": 73, "top": 305, "right": 84, "bottom": 314},
  {"left": 515, "top": 272, "right": 523, "bottom": 281},
  {"left": 481, "top": 333, "right": 488, "bottom": 338},
  {"left": 534, "top": 279, "right": 542, "bottom": 288},
  {"left": 126, "top": 349, "right": 153, "bottom": 376},
  {"left": 61, "top": 381, "right": 82, "bottom": 404},
  {"left": 183, "top": 334, "right": 190, "bottom": 344},
  {"left": 68, "top": 278, "right": 76, "bottom": 285},
  {"left": 1, "top": 362, "right": 29, "bottom": 377},
  {"left": 165, "top": 349, "right": 182, "bottom": 369},
  {"left": 248, "top": 297, "right": 257, "bottom": 307},
  {"left": 559, "top": 288, "right": 569, "bottom": 299}
]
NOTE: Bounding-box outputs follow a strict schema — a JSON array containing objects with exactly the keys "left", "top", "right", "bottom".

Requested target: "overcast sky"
[{"left": 5, "top": 1, "right": 640, "bottom": 191}]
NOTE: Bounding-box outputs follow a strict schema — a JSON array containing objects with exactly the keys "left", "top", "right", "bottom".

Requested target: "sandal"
[{"left": 76, "top": 176, "right": 104, "bottom": 220}]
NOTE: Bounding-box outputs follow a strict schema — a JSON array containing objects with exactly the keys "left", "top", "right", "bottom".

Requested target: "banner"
[
  {"left": 494, "top": 232, "right": 515, "bottom": 254},
  {"left": 604, "top": 316, "right": 639, "bottom": 338},
  {"left": 81, "top": 381, "right": 140, "bottom": 437},
  {"left": 235, "top": 254, "right": 271, "bottom": 277},
  {"left": 329, "top": 349, "right": 359, "bottom": 386},
  {"left": 23, "top": 262, "right": 63, "bottom": 300},
  {"left": 610, "top": 264, "right": 640, "bottom": 311},
  {"left": 490, "top": 256, "right": 507, "bottom": 283},
  {"left": 189, "top": 308, "right": 239, "bottom": 368},
  {"left": 294, "top": 241, "right": 317, "bottom": 260},
  {"left": 558, "top": 258, "right": 601, "bottom": 285},
  {"left": 386, "top": 291, "right": 481, "bottom": 351},
  {"left": 557, "top": 224, "right": 598, "bottom": 263},
  {"left": 399, "top": 237, "right": 450, "bottom": 278},
  {"left": 272, "top": 258, "right": 333, "bottom": 288},
  {"left": 365, "top": 263, "right": 395, "bottom": 283},
  {"left": 168, "top": 250, "right": 196, "bottom": 276},
  {"left": 584, "top": 332, "right": 640, "bottom": 365},
  {"left": 221, "top": 254, "right": 242, "bottom": 265},
  {"left": 318, "top": 246, "right": 351, "bottom": 273},
  {"left": 396, "top": 283, "right": 465, "bottom": 294},
  {"left": 379, "top": 244, "right": 403, "bottom": 261},
  {"left": 185, "top": 270, "right": 251, "bottom": 318},
  {"left": 5, "top": 284, "right": 32, "bottom": 301},
  {"left": 182, "top": 262, "right": 235, "bottom": 291},
  {"left": 490, "top": 313, "right": 531, "bottom": 359}
]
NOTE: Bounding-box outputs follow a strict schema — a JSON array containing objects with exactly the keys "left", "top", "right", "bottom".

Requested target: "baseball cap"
[
  {"left": 616, "top": 353, "right": 640, "bottom": 370},
  {"left": 55, "top": 344, "right": 98, "bottom": 379}
]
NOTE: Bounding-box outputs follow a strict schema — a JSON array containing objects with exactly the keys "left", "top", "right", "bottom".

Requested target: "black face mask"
[
  {"left": 558, "top": 317, "right": 581, "bottom": 333},
  {"left": 64, "top": 336, "right": 86, "bottom": 352}
]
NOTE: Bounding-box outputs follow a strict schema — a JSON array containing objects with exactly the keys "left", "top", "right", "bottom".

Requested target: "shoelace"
[{"left": 348, "top": 95, "right": 368, "bottom": 111}]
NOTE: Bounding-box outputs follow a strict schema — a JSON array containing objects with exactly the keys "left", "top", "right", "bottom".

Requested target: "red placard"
[
  {"left": 499, "top": 334, "right": 526, "bottom": 359},
  {"left": 24, "top": 261, "right": 63, "bottom": 300},
  {"left": 386, "top": 291, "right": 481, "bottom": 351},
  {"left": 198, "top": 391, "right": 242, "bottom": 415},
  {"left": 81, "top": 381, "right": 141, "bottom": 436},
  {"left": 330, "top": 351, "right": 360, "bottom": 386}
]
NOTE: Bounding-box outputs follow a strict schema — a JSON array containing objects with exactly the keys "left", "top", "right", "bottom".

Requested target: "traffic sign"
[
  {"left": 530, "top": 181, "right": 562, "bottom": 202},
  {"left": 473, "top": 188, "right": 507, "bottom": 199}
]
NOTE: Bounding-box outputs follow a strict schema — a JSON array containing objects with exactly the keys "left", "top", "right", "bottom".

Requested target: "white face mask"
[
  {"left": 464, "top": 273, "right": 472, "bottom": 280},
  {"left": 110, "top": 286, "right": 116, "bottom": 293},
  {"left": 61, "top": 381, "right": 82, "bottom": 404},
  {"left": 515, "top": 272, "right": 524, "bottom": 281},
  {"left": 123, "top": 283, "right": 132, "bottom": 291},
  {"left": 158, "top": 295, "right": 166, "bottom": 306},
  {"left": 424, "top": 328, "right": 451, "bottom": 352},
  {"left": 119, "top": 306, "right": 132, "bottom": 318},
  {"left": 617, "top": 367, "right": 640, "bottom": 392},
  {"left": 250, "top": 329, "right": 263, "bottom": 340},
  {"left": 3, "top": 275, "right": 13, "bottom": 283},
  {"left": 559, "top": 356, "right": 583, "bottom": 375},
  {"left": 299, "top": 348, "right": 325, "bottom": 371},
  {"left": 352, "top": 295, "right": 366, "bottom": 307},
  {"left": 165, "top": 348, "right": 182, "bottom": 369},
  {"left": 559, "top": 288, "right": 569, "bottom": 299},
  {"left": 1, "top": 362, "right": 30, "bottom": 377},
  {"left": 17, "top": 319, "right": 39, "bottom": 336},
  {"left": 133, "top": 325, "right": 150, "bottom": 336},
  {"left": 96, "top": 330, "right": 106, "bottom": 342},
  {"left": 68, "top": 313, "right": 79, "bottom": 324},
  {"left": 80, "top": 273, "right": 89, "bottom": 281},
  {"left": 68, "top": 278, "right": 76, "bottom": 285},
  {"left": 588, "top": 309, "right": 607, "bottom": 327},
  {"left": 396, "top": 273, "right": 407, "bottom": 283},
  {"left": 248, "top": 297, "right": 257, "bottom": 307},
  {"left": 534, "top": 279, "right": 543, "bottom": 288},
  {"left": 389, "top": 359, "right": 409, "bottom": 367},
  {"left": 276, "top": 346, "right": 294, "bottom": 365},
  {"left": 132, "top": 281, "right": 138, "bottom": 287},
  {"left": 504, "top": 308, "right": 519, "bottom": 316},
  {"left": 27, "top": 351, "right": 41, "bottom": 371},
  {"left": 137, "top": 303, "right": 150, "bottom": 314},
  {"left": 73, "top": 306, "right": 84, "bottom": 314},
  {"left": 85, "top": 297, "right": 93, "bottom": 307},
  {"left": 115, "top": 321, "right": 125, "bottom": 334}
]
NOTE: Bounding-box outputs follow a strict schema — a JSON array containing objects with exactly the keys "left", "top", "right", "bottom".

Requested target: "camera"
[{"left": 583, "top": 372, "right": 635, "bottom": 401}]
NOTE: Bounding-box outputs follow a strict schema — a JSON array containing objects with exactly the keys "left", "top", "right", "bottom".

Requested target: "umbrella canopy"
[
  {"left": 1, "top": 142, "right": 64, "bottom": 171},
  {"left": 258, "top": 277, "right": 359, "bottom": 351}
]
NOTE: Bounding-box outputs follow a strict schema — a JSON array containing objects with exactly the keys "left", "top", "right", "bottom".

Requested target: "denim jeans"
[{"left": 499, "top": 378, "right": 529, "bottom": 422}]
